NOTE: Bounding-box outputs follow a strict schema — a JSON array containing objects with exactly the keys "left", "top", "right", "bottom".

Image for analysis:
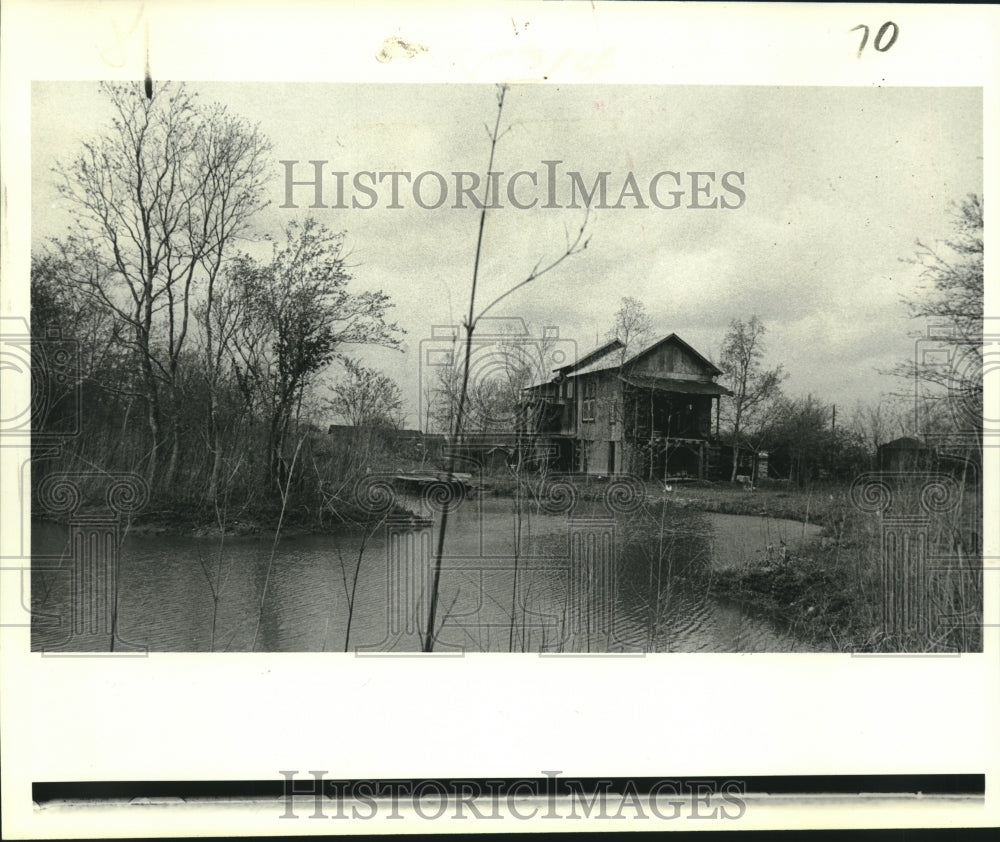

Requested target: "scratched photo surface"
[{"left": 29, "top": 82, "right": 983, "bottom": 654}]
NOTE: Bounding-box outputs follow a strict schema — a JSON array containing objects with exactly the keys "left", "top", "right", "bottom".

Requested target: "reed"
[{"left": 713, "top": 469, "right": 982, "bottom": 653}]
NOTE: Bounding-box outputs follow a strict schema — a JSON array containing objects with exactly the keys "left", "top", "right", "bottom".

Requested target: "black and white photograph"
[
  {"left": 26, "top": 80, "right": 984, "bottom": 655},
  {"left": 2, "top": 1, "right": 997, "bottom": 837}
]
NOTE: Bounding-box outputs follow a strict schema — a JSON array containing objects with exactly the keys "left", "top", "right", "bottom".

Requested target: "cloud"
[{"left": 31, "top": 82, "right": 981, "bottom": 425}]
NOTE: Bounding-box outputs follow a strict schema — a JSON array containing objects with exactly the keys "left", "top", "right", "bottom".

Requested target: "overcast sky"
[{"left": 32, "top": 82, "right": 982, "bottom": 427}]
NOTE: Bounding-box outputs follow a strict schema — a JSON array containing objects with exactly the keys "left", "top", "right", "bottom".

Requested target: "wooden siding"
[
  {"left": 628, "top": 340, "right": 715, "bottom": 380},
  {"left": 521, "top": 333, "right": 727, "bottom": 476}
]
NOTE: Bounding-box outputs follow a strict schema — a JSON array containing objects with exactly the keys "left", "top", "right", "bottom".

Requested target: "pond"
[{"left": 30, "top": 497, "right": 825, "bottom": 653}]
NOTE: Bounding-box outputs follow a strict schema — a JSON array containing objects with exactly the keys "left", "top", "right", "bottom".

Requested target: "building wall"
[
  {"left": 575, "top": 371, "right": 624, "bottom": 473},
  {"left": 523, "top": 337, "right": 722, "bottom": 476},
  {"left": 629, "top": 341, "right": 713, "bottom": 379},
  {"left": 577, "top": 438, "right": 621, "bottom": 475}
]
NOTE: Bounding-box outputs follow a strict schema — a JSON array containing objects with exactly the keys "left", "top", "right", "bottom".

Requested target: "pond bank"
[
  {"left": 711, "top": 541, "right": 863, "bottom": 652},
  {"left": 37, "top": 475, "right": 851, "bottom": 538},
  {"left": 658, "top": 483, "right": 865, "bottom": 650},
  {"left": 32, "top": 502, "right": 826, "bottom": 653},
  {"left": 475, "top": 475, "right": 857, "bottom": 650},
  {"left": 34, "top": 475, "right": 866, "bottom": 651},
  {"left": 35, "top": 497, "right": 404, "bottom": 538},
  {"left": 482, "top": 475, "right": 850, "bottom": 529}
]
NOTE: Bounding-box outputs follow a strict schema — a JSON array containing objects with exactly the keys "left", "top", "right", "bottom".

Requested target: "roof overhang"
[{"left": 618, "top": 374, "right": 732, "bottom": 396}]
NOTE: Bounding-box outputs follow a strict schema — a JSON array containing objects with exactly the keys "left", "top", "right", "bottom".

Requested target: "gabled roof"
[
  {"left": 565, "top": 333, "right": 723, "bottom": 378},
  {"left": 554, "top": 338, "right": 623, "bottom": 375},
  {"left": 524, "top": 332, "right": 721, "bottom": 391},
  {"left": 631, "top": 333, "right": 723, "bottom": 377}
]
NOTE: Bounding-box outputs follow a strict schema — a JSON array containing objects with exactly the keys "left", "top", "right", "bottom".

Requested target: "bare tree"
[
  {"left": 328, "top": 359, "right": 404, "bottom": 429},
  {"left": 53, "top": 82, "right": 272, "bottom": 489},
  {"left": 906, "top": 194, "right": 983, "bottom": 358},
  {"left": 424, "top": 332, "right": 463, "bottom": 435},
  {"left": 223, "top": 219, "right": 403, "bottom": 489},
  {"left": 719, "top": 315, "right": 786, "bottom": 481},
  {"left": 426, "top": 321, "right": 559, "bottom": 436},
  {"left": 423, "top": 84, "right": 591, "bottom": 652},
  {"left": 891, "top": 194, "right": 984, "bottom": 448},
  {"left": 30, "top": 252, "right": 124, "bottom": 381},
  {"left": 606, "top": 296, "right": 652, "bottom": 364},
  {"left": 848, "top": 398, "right": 911, "bottom": 462}
]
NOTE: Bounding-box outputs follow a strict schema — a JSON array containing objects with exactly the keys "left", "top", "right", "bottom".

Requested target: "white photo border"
[{"left": 2, "top": 1, "right": 997, "bottom": 836}]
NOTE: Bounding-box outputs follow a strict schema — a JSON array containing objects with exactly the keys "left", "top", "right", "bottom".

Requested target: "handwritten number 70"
[{"left": 851, "top": 22, "right": 899, "bottom": 58}]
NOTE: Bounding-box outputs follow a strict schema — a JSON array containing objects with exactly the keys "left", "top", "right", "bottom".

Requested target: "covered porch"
[{"left": 618, "top": 373, "right": 730, "bottom": 480}]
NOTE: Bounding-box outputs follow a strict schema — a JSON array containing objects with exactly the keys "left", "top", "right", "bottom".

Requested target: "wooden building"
[
  {"left": 877, "top": 436, "right": 936, "bottom": 472},
  {"left": 520, "top": 334, "right": 731, "bottom": 479}
]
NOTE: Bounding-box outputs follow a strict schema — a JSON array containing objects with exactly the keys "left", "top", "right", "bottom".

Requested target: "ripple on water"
[{"left": 30, "top": 506, "right": 827, "bottom": 653}]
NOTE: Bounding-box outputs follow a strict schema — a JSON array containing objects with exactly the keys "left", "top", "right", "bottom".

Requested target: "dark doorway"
[{"left": 608, "top": 441, "right": 616, "bottom": 474}]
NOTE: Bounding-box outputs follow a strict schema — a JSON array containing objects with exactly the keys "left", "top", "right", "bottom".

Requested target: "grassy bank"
[
  {"left": 654, "top": 480, "right": 847, "bottom": 528},
  {"left": 36, "top": 495, "right": 405, "bottom": 538},
  {"left": 711, "top": 538, "right": 870, "bottom": 651},
  {"left": 484, "top": 473, "right": 849, "bottom": 527},
  {"left": 710, "top": 480, "right": 982, "bottom": 653},
  {"left": 32, "top": 427, "right": 436, "bottom": 538},
  {"left": 639, "top": 481, "right": 867, "bottom": 650},
  {"left": 482, "top": 473, "right": 981, "bottom": 653}
]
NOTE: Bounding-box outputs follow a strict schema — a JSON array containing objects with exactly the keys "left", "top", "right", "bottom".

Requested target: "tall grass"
[
  {"left": 712, "top": 470, "right": 982, "bottom": 653},
  {"left": 616, "top": 500, "right": 715, "bottom": 651},
  {"left": 847, "top": 471, "right": 981, "bottom": 653}
]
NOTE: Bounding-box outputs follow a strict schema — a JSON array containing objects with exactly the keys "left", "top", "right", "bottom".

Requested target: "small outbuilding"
[{"left": 877, "top": 436, "right": 936, "bottom": 472}]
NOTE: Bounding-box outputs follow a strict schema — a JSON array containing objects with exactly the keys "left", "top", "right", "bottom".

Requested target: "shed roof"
[
  {"left": 619, "top": 373, "right": 732, "bottom": 396},
  {"left": 554, "top": 338, "right": 623, "bottom": 375}
]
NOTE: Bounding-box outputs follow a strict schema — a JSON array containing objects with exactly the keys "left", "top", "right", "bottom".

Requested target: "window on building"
[
  {"left": 566, "top": 379, "right": 574, "bottom": 399},
  {"left": 582, "top": 379, "right": 596, "bottom": 422}
]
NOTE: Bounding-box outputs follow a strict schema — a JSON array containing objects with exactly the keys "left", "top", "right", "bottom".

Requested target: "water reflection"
[{"left": 31, "top": 498, "right": 825, "bottom": 653}]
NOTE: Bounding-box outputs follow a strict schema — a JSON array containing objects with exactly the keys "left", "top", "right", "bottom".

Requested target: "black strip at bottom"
[{"left": 33, "top": 774, "right": 985, "bottom": 803}]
